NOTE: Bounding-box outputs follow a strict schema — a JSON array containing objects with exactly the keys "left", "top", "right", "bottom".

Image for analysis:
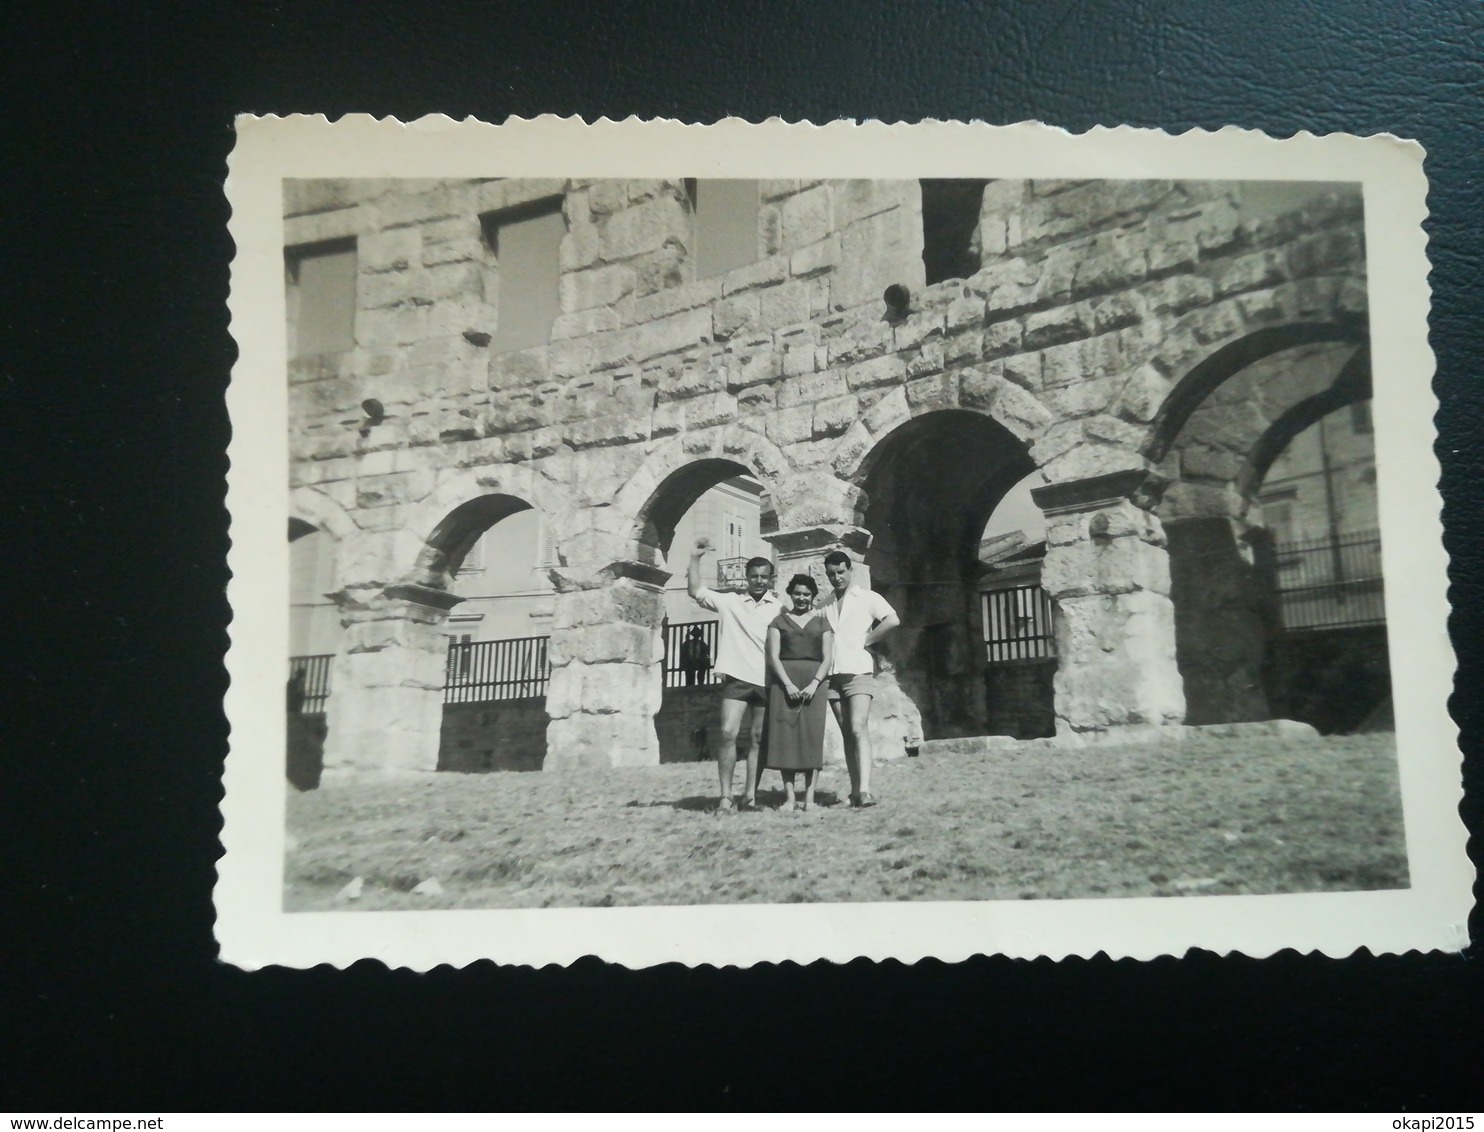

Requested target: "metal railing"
[
  {"left": 444, "top": 635, "right": 551, "bottom": 703},
  {"left": 663, "top": 619, "right": 722, "bottom": 689},
  {"left": 1271, "top": 529, "right": 1385, "bottom": 631},
  {"left": 982, "top": 585, "right": 1057, "bottom": 664},
  {"left": 287, "top": 654, "right": 333, "bottom": 713}
]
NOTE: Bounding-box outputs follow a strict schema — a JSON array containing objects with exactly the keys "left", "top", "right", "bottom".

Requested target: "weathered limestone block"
[
  {"left": 790, "top": 235, "right": 841, "bottom": 278},
  {"left": 862, "top": 385, "right": 910, "bottom": 436},
  {"left": 893, "top": 308, "right": 945, "bottom": 352},
  {"left": 828, "top": 316, "right": 894, "bottom": 367},
  {"left": 778, "top": 369, "right": 849, "bottom": 409},
  {"left": 1048, "top": 589, "right": 1186, "bottom": 734},
  {"left": 768, "top": 472, "right": 864, "bottom": 532},
  {"left": 321, "top": 594, "right": 455, "bottom": 773},
  {"left": 545, "top": 711, "right": 660, "bottom": 770},
  {"left": 597, "top": 195, "right": 690, "bottom": 261},
  {"left": 543, "top": 578, "right": 666, "bottom": 768},
  {"left": 843, "top": 353, "right": 906, "bottom": 392},
  {"left": 1033, "top": 474, "right": 1185, "bottom": 734},
  {"left": 780, "top": 184, "right": 834, "bottom": 250},
  {"left": 359, "top": 229, "right": 422, "bottom": 274},
  {"left": 560, "top": 262, "right": 636, "bottom": 313},
  {"left": 905, "top": 372, "right": 957, "bottom": 414},
  {"left": 712, "top": 293, "right": 760, "bottom": 340},
  {"left": 759, "top": 281, "right": 812, "bottom": 327},
  {"left": 722, "top": 334, "right": 781, "bottom": 392},
  {"left": 563, "top": 414, "right": 650, "bottom": 451},
  {"left": 551, "top": 308, "right": 620, "bottom": 341},
  {"left": 621, "top": 306, "right": 715, "bottom": 364},
  {"left": 812, "top": 394, "right": 858, "bottom": 439},
  {"left": 721, "top": 254, "right": 789, "bottom": 296},
  {"left": 765, "top": 405, "right": 815, "bottom": 447}
]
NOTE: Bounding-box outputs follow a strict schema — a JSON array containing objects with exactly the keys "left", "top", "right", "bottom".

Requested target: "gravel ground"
[{"left": 284, "top": 732, "right": 1407, "bottom": 911}]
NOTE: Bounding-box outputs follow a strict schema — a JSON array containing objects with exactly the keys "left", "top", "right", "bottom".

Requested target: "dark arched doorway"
[{"left": 858, "top": 410, "right": 1037, "bottom": 740}]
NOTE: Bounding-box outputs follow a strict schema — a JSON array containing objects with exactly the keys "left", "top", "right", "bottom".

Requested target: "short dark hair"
[
  {"left": 745, "top": 556, "right": 774, "bottom": 575},
  {"left": 822, "top": 550, "right": 852, "bottom": 570},
  {"left": 785, "top": 573, "right": 818, "bottom": 596}
]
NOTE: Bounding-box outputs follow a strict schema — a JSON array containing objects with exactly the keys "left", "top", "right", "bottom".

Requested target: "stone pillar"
[
  {"left": 1165, "top": 516, "right": 1277, "bottom": 725},
  {"left": 321, "top": 582, "right": 460, "bottom": 774},
  {"left": 1032, "top": 471, "right": 1186, "bottom": 738},
  {"left": 766, "top": 525, "right": 924, "bottom": 762},
  {"left": 543, "top": 563, "right": 667, "bottom": 769}
]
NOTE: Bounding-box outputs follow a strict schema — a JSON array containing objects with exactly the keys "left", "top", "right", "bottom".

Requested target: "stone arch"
[
  {"left": 289, "top": 485, "right": 358, "bottom": 542},
  {"left": 618, "top": 426, "right": 790, "bottom": 566},
  {"left": 402, "top": 465, "right": 574, "bottom": 591},
  {"left": 831, "top": 366, "right": 1057, "bottom": 488},
  {"left": 1140, "top": 307, "right": 1368, "bottom": 466},
  {"left": 1239, "top": 344, "right": 1371, "bottom": 503},
  {"left": 1148, "top": 332, "right": 1376, "bottom": 729},
  {"left": 853, "top": 409, "right": 1039, "bottom": 741}
]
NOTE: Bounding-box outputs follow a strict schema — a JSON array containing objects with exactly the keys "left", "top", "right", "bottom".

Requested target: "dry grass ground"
[{"left": 284, "top": 733, "right": 1407, "bottom": 911}]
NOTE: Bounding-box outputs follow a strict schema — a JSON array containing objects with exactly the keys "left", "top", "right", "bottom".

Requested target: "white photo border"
[{"left": 220, "top": 115, "right": 1469, "bottom": 970}]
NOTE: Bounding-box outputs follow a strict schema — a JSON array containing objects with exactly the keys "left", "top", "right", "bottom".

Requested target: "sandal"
[
  {"left": 857, "top": 792, "right": 878, "bottom": 808},
  {"left": 716, "top": 797, "right": 736, "bottom": 815}
]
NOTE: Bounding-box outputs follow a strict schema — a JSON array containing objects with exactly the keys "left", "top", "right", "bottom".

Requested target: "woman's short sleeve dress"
[{"left": 765, "top": 612, "right": 830, "bottom": 771}]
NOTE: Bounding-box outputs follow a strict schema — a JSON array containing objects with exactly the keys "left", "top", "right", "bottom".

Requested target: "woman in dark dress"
[{"left": 764, "top": 574, "right": 835, "bottom": 811}]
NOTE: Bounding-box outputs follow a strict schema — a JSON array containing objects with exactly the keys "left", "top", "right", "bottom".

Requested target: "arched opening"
[
  {"left": 1157, "top": 335, "right": 1386, "bottom": 732},
  {"left": 1253, "top": 393, "right": 1388, "bottom": 735},
  {"left": 288, "top": 519, "right": 337, "bottom": 791},
  {"left": 638, "top": 458, "right": 777, "bottom": 764},
  {"left": 410, "top": 493, "right": 558, "bottom": 774},
  {"left": 858, "top": 410, "right": 1037, "bottom": 740},
  {"left": 418, "top": 493, "right": 534, "bottom": 588},
  {"left": 975, "top": 469, "right": 1056, "bottom": 739}
]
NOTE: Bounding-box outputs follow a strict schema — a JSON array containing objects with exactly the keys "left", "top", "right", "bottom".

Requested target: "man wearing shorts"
[
  {"left": 687, "top": 538, "right": 781, "bottom": 813},
  {"left": 822, "top": 550, "right": 900, "bottom": 808}
]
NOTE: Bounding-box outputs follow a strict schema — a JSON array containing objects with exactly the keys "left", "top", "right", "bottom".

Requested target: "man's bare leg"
[
  {"left": 829, "top": 698, "right": 860, "bottom": 800},
  {"left": 830, "top": 693, "right": 875, "bottom": 803},
  {"left": 714, "top": 697, "right": 749, "bottom": 811},
  {"left": 744, "top": 704, "right": 765, "bottom": 807},
  {"left": 846, "top": 693, "right": 874, "bottom": 801}
]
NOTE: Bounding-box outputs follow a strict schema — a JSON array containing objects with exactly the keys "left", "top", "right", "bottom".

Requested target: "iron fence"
[
  {"left": 444, "top": 635, "right": 550, "bottom": 702},
  {"left": 982, "top": 585, "right": 1057, "bottom": 664},
  {"left": 1272, "top": 529, "right": 1385, "bottom": 631},
  {"left": 663, "top": 619, "right": 722, "bottom": 688},
  {"left": 287, "top": 654, "right": 333, "bottom": 713}
]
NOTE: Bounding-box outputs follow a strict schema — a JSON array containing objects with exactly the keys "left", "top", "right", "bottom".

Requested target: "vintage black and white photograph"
[{"left": 220, "top": 117, "right": 1465, "bottom": 968}]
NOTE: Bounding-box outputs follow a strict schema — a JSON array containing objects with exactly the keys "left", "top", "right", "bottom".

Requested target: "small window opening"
[
  {"left": 285, "top": 237, "right": 358, "bottom": 357},
  {"left": 481, "top": 198, "right": 565, "bottom": 354},
  {"left": 685, "top": 179, "right": 760, "bottom": 280},
  {"left": 920, "top": 179, "right": 988, "bottom": 285}
]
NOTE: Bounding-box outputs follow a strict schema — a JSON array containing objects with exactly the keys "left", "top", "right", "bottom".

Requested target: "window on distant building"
[
  {"left": 1350, "top": 399, "right": 1373, "bottom": 435},
  {"left": 535, "top": 517, "right": 559, "bottom": 569},
  {"left": 723, "top": 511, "right": 747, "bottom": 560},
  {"left": 482, "top": 199, "right": 565, "bottom": 354},
  {"left": 456, "top": 536, "right": 485, "bottom": 575},
  {"left": 686, "top": 179, "right": 760, "bottom": 280},
  {"left": 920, "top": 179, "right": 988, "bottom": 285},
  {"left": 285, "top": 238, "right": 358, "bottom": 357}
]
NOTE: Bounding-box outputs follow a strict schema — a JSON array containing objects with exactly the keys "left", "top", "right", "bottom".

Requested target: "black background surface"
[{"left": 4, "top": 0, "right": 1482, "bottom": 1112}]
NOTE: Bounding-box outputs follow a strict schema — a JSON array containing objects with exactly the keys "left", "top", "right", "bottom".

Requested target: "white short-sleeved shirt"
[
  {"left": 822, "top": 585, "right": 898, "bottom": 675},
  {"left": 690, "top": 587, "right": 783, "bottom": 686}
]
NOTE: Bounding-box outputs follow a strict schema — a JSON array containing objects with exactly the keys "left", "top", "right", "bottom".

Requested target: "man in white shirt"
[
  {"left": 822, "top": 550, "right": 900, "bottom": 808},
  {"left": 687, "top": 538, "right": 782, "bottom": 813}
]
